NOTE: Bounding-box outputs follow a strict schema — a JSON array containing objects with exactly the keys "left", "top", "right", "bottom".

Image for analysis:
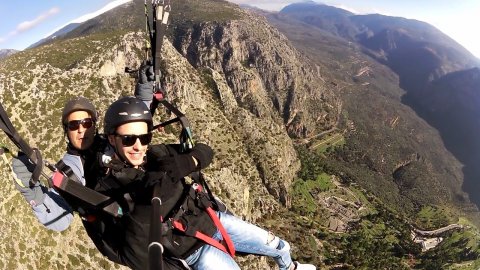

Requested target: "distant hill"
[
  {"left": 404, "top": 67, "right": 480, "bottom": 206},
  {"left": 0, "top": 49, "right": 18, "bottom": 60},
  {"left": 27, "top": 23, "right": 81, "bottom": 49},
  {"left": 266, "top": 2, "right": 475, "bottom": 212},
  {"left": 280, "top": 2, "right": 479, "bottom": 84},
  {"left": 275, "top": 1, "right": 480, "bottom": 207}
]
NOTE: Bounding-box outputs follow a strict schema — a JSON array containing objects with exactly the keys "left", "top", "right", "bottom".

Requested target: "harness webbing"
[
  {"left": 153, "top": 0, "right": 170, "bottom": 83},
  {"left": 153, "top": 93, "right": 194, "bottom": 152},
  {"left": 143, "top": 0, "right": 153, "bottom": 59},
  {"left": 53, "top": 161, "right": 123, "bottom": 218},
  {"left": 149, "top": 183, "right": 165, "bottom": 270},
  {"left": 145, "top": 0, "right": 233, "bottom": 267},
  {"left": 172, "top": 206, "right": 235, "bottom": 257},
  {"left": 192, "top": 184, "right": 235, "bottom": 257},
  {"left": 147, "top": 1, "right": 172, "bottom": 269}
]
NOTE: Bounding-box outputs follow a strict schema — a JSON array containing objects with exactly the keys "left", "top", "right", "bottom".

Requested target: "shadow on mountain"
[
  {"left": 276, "top": 1, "right": 480, "bottom": 211},
  {"left": 402, "top": 68, "right": 480, "bottom": 207}
]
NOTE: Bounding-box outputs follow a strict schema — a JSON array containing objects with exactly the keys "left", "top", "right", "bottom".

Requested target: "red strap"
[
  {"left": 205, "top": 207, "right": 235, "bottom": 257},
  {"left": 52, "top": 171, "right": 66, "bottom": 188},
  {"left": 172, "top": 207, "right": 235, "bottom": 257},
  {"left": 154, "top": 92, "right": 164, "bottom": 100}
]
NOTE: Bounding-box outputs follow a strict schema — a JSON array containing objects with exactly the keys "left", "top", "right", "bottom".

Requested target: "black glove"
[
  {"left": 11, "top": 152, "right": 46, "bottom": 206},
  {"left": 138, "top": 61, "right": 155, "bottom": 83},
  {"left": 190, "top": 143, "right": 214, "bottom": 169},
  {"left": 135, "top": 61, "right": 156, "bottom": 102},
  {"left": 156, "top": 154, "right": 196, "bottom": 180}
]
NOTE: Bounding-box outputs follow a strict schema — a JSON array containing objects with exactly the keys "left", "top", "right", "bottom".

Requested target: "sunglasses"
[
  {"left": 115, "top": 133, "right": 153, "bottom": 147},
  {"left": 67, "top": 118, "right": 94, "bottom": 131}
]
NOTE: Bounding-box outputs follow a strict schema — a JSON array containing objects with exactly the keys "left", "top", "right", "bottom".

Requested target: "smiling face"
[
  {"left": 66, "top": 111, "right": 95, "bottom": 150},
  {"left": 108, "top": 121, "right": 149, "bottom": 168}
]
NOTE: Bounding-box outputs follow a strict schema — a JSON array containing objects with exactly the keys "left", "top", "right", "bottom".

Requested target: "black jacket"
[{"left": 88, "top": 143, "right": 216, "bottom": 270}]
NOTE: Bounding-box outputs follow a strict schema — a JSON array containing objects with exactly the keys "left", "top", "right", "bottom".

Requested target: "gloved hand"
[
  {"left": 11, "top": 152, "right": 46, "bottom": 207},
  {"left": 156, "top": 154, "right": 195, "bottom": 181},
  {"left": 138, "top": 61, "right": 155, "bottom": 83},
  {"left": 135, "top": 62, "right": 155, "bottom": 102},
  {"left": 190, "top": 143, "right": 214, "bottom": 169}
]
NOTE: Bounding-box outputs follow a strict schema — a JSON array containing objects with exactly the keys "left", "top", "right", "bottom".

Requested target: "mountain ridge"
[
  {"left": 0, "top": 49, "right": 18, "bottom": 61},
  {"left": 27, "top": 23, "right": 81, "bottom": 49},
  {"left": 273, "top": 1, "right": 480, "bottom": 210}
]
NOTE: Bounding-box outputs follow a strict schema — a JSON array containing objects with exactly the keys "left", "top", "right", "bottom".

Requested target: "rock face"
[
  {"left": 172, "top": 13, "right": 341, "bottom": 206},
  {"left": 174, "top": 13, "right": 340, "bottom": 139}
]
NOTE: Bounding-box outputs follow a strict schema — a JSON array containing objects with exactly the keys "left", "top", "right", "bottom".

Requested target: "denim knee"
[
  {"left": 277, "top": 239, "right": 291, "bottom": 252},
  {"left": 266, "top": 233, "right": 291, "bottom": 253}
]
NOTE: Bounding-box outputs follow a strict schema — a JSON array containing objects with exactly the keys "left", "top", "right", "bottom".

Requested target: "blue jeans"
[{"left": 185, "top": 211, "right": 293, "bottom": 270}]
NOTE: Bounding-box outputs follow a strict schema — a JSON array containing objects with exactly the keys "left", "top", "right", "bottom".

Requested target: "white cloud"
[
  {"left": 17, "top": 7, "right": 60, "bottom": 33},
  {"left": 331, "top": 4, "right": 359, "bottom": 14},
  {"left": 44, "top": 0, "right": 132, "bottom": 38},
  {"left": 0, "top": 7, "right": 60, "bottom": 44}
]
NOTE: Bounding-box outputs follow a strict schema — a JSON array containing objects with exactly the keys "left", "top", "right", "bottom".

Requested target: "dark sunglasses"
[
  {"left": 67, "top": 118, "right": 94, "bottom": 131},
  {"left": 115, "top": 133, "right": 153, "bottom": 146}
]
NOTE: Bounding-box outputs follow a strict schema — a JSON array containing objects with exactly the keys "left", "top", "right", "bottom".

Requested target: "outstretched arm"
[
  {"left": 148, "top": 143, "right": 214, "bottom": 180},
  {"left": 12, "top": 153, "right": 74, "bottom": 232}
]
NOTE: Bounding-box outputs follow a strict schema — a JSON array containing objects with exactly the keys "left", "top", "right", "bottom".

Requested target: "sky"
[
  {"left": 0, "top": 0, "right": 131, "bottom": 50},
  {"left": 230, "top": 0, "right": 480, "bottom": 58},
  {"left": 1, "top": 0, "right": 479, "bottom": 58}
]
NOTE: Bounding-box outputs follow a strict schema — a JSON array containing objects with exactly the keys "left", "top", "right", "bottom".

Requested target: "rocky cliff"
[{"left": 171, "top": 12, "right": 341, "bottom": 205}]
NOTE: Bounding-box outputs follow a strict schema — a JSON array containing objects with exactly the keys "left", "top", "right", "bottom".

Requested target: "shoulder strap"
[
  {"left": 56, "top": 159, "right": 82, "bottom": 183},
  {"left": 53, "top": 161, "right": 124, "bottom": 218}
]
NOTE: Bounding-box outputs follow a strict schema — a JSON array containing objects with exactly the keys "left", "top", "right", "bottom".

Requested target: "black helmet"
[
  {"left": 104, "top": 96, "right": 153, "bottom": 135},
  {"left": 62, "top": 97, "right": 97, "bottom": 126}
]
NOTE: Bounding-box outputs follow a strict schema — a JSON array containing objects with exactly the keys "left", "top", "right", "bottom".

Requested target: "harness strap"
[
  {"left": 170, "top": 183, "right": 235, "bottom": 257},
  {"left": 191, "top": 171, "right": 224, "bottom": 211},
  {"left": 55, "top": 160, "right": 82, "bottom": 183},
  {"left": 171, "top": 207, "right": 235, "bottom": 257},
  {"left": 51, "top": 170, "right": 123, "bottom": 218},
  {"left": 143, "top": 0, "right": 152, "bottom": 59},
  {"left": 152, "top": 94, "right": 194, "bottom": 152}
]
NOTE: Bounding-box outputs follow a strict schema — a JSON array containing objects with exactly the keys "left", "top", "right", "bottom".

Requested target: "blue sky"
[{"left": 1, "top": 0, "right": 479, "bottom": 58}]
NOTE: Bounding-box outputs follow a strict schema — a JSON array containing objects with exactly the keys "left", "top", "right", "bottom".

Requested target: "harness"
[
  {"left": 136, "top": 1, "right": 210, "bottom": 269},
  {"left": 0, "top": 1, "right": 232, "bottom": 269},
  {"left": 103, "top": 146, "right": 235, "bottom": 260},
  {"left": 143, "top": 0, "right": 233, "bottom": 265},
  {"left": 169, "top": 183, "right": 235, "bottom": 257}
]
